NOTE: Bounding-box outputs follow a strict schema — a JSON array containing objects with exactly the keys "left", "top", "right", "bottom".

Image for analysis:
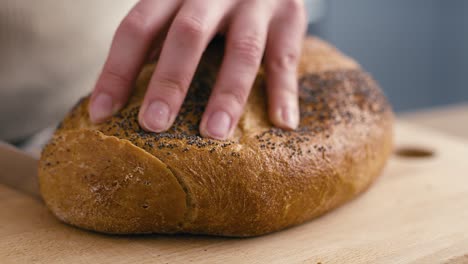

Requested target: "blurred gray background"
[
  {"left": 310, "top": 0, "right": 468, "bottom": 112},
  {"left": 1, "top": 0, "right": 467, "bottom": 143}
]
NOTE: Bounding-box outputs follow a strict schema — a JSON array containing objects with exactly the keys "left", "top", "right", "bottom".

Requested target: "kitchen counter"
[
  {"left": 2, "top": 106, "right": 468, "bottom": 263},
  {"left": 400, "top": 103, "right": 468, "bottom": 140}
]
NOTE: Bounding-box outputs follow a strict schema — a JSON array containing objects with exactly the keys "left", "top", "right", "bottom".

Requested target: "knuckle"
[
  {"left": 172, "top": 15, "right": 206, "bottom": 40},
  {"left": 231, "top": 35, "right": 264, "bottom": 66},
  {"left": 284, "top": 0, "right": 305, "bottom": 14},
  {"left": 281, "top": 82, "right": 298, "bottom": 97},
  {"left": 100, "top": 68, "right": 132, "bottom": 89},
  {"left": 270, "top": 51, "right": 299, "bottom": 72},
  {"left": 118, "top": 10, "right": 151, "bottom": 39},
  {"left": 154, "top": 72, "right": 189, "bottom": 96},
  {"left": 217, "top": 86, "right": 250, "bottom": 107}
]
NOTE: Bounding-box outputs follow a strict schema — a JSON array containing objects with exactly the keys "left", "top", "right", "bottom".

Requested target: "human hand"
[{"left": 89, "top": 0, "right": 307, "bottom": 140}]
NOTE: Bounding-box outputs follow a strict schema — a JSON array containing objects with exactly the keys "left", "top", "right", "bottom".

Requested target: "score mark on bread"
[{"left": 39, "top": 37, "right": 393, "bottom": 237}]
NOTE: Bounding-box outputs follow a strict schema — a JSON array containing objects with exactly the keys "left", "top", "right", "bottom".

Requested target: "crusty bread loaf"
[{"left": 38, "top": 37, "right": 393, "bottom": 237}]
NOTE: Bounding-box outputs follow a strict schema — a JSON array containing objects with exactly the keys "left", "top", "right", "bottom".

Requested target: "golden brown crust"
[
  {"left": 39, "top": 37, "right": 393, "bottom": 237},
  {"left": 39, "top": 130, "right": 187, "bottom": 234}
]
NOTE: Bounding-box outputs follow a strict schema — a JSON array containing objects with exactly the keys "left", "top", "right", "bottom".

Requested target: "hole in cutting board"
[{"left": 395, "top": 146, "right": 435, "bottom": 159}]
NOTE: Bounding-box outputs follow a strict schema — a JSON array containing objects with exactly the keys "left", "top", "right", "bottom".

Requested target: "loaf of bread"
[{"left": 38, "top": 37, "right": 393, "bottom": 237}]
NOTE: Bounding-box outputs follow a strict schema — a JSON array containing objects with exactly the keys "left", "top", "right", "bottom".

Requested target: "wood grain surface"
[
  {"left": 400, "top": 103, "right": 468, "bottom": 140},
  {"left": 1, "top": 122, "right": 468, "bottom": 264}
]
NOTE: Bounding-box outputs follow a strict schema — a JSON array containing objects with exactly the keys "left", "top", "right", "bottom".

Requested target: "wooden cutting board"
[{"left": 1, "top": 122, "right": 468, "bottom": 264}]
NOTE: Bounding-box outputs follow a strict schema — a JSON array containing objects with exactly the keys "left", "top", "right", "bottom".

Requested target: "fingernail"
[
  {"left": 142, "top": 100, "right": 171, "bottom": 132},
  {"left": 205, "top": 111, "right": 232, "bottom": 140},
  {"left": 89, "top": 93, "right": 114, "bottom": 123},
  {"left": 278, "top": 106, "right": 299, "bottom": 130}
]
